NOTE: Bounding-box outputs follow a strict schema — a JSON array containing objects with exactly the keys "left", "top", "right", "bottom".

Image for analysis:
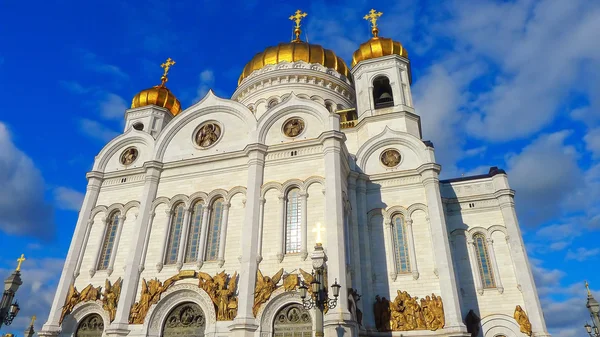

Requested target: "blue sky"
[{"left": 0, "top": 0, "right": 599, "bottom": 336}]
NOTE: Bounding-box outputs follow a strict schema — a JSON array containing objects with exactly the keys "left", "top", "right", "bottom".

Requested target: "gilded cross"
[
  {"left": 312, "top": 223, "right": 325, "bottom": 244},
  {"left": 30, "top": 315, "right": 36, "bottom": 327},
  {"left": 160, "top": 58, "right": 176, "bottom": 86},
  {"left": 16, "top": 254, "right": 26, "bottom": 271},
  {"left": 586, "top": 280, "right": 592, "bottom": 296},
  {"left": 363, "top": 9, "right": 383, "bottom": 37},
  {"left": 289, "top": 10, "right": 307, "bottom": 29}
]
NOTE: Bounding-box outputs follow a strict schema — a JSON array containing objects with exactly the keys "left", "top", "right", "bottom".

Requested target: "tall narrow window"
[
  {"left": 165, "top": 203, "right": 185, "bottom": 265},
  {"left": 474, "top": 233, "right": 495, "bottom": 288},
  {"left": 373, "top": 76, "right": 394, "bottom": 109},
  {"left": 285, "top": 188, "right": 302, "bottom": 254},
  {"left": 392, "top": 214, "right": 410, "bottom": 273},
  {"left": 98, "top": 211, "right": 121, "bottom": 270},
  {"left": 185, "top": 200, "right": 204, "bottom": 263},
  {"left": 205, "top": 198, "right": 224, "bottom": 261}
]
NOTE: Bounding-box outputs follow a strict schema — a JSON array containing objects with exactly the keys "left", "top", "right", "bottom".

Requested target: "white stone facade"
[{"left": 40, "top": 52, "right": 550, "bottom": 337}]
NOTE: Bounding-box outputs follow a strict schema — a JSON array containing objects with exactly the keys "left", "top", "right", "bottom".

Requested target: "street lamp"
[
  {"left": 299, "top": 243, "right": 341, "bottom": 337},
  {"left": 1, "top": 254, "right": 25, "bottom": 328},
  {"left": 584, "top": 281, "right": 600, "bottom": 337}
]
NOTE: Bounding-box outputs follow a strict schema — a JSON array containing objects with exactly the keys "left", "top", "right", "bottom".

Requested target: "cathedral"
[{"left": 40, "top": 9, "right": 551, "bottom": 337}]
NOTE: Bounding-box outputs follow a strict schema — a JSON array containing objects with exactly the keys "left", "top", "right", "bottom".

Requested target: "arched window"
[
  {"left": 165, "top": 203, "right": 185, "bottom": 265},
  {"left": 474, "top": 233, "right": 495, "bottom": 288},
  {"left": 76, "top": 313, "right": 104, "bottom": 337},
  {"left": 373, "top": 76, "right": 394, "bottom": 109},
  {"left": 185, "top": 200, "right": 204, "bottom": 263},
  {"left": 97, "top": 211, "right": 120, "bottom": 270},
  {"left": 285, "top": 188, "right": 302, "bottom": 254},
  {"left": 205, "top": 198, "right": 224, "bottom": 261},
  {"left": 392, "top": 214, "right": 410, "bottom": 273}
]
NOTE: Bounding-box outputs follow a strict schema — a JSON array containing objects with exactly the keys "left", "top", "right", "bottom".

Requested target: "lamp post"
[
  {"left": 1, "top": 255, "right": 25, "bottom": 328},
  {"left": 298, "top": 243, "right": 341, "bottom": 337},
  {"left": 584, "top": 281, "right": 600, "bottom": 337}
]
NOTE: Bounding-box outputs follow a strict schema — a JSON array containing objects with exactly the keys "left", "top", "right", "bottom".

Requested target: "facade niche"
[{"left": 373, "top": 76, "right": 394, "bottom": 109}]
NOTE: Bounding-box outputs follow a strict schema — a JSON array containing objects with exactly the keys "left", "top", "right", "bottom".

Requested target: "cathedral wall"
[
  {"left": 263, "top": 113, "right": 324, "bottom": 146},
  {"left": 155, "top": 164, "right": 248, "bottom": 198},
  {"left": 95, "top": 184, "right": 144, "bottom": 207}
]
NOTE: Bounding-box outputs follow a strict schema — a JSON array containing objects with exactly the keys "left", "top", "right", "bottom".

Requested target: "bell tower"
[{"left": 351, "top": 9, "right": 420, "bottom": 138}]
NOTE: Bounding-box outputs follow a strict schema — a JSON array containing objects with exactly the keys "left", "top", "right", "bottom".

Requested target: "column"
[
  {"left": 494, "top": 173, "right": 550, "bottom": 337},
  {"left": 418, "top": 163, "right": 466, "bottom": 332},
  {"left": 156, "top": 210, "right": 173, "bottom": 272},
  {"left": 106, "top": 162, "right": 162, "bottom": 336},
  {"left": 299, "top": 192, "right": 309, "bottom": 260},
  {"left": 347, "top": 174, "right": 362, "bottom": 297},
  {"left": 89, "top": 217, "right": 108, "bottom": 277},
  {"left": 405, "top": 219, "right": 419, "bottom": 280},
  {"left": 230, "top": 144, "right": 267, "bottom": 337},
  {"left": 40, "top": 172, "right": 103, "bottom": 336},
  {"left": 467, "top": 239, "right": 484, "bottom": 295},
  {"left": 321, "top": 131, "right": 353, "bottom": 333},
  {"left": 107, "top": 215, "right": 127, "bottom": 276},
  {"left": 139, "top": 212, "right": 156, "bottom": 273},
  {"left": 384, "top": 220, "right": 397, "bottom": 281},
  {"left": 256, "top": 198, "right": 266, "bottom": 261},
  {"left": 357, "top": 177, "right": 375, "bottom": 330},
  {"left": 486, "top": 238, "right": 504, "bottom": 293},
  {"left": 176, "top": 208, "right": 192, "bottom": 270},
  {"left": 276, "top": 194, "right": 286, "bottom": 262},
  {"left": 197, "top": 206, "right": 210, "bottom": 269},
  {"left": 217, "top": 202, "right": 231, "bottom": 267},
  {"left": 74, "top": 219, "right": 94, "bottom": 278}
]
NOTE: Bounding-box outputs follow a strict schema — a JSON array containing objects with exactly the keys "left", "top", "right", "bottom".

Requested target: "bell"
[{"left": 378, "top": 92, "right": 393, "bottom": 101}]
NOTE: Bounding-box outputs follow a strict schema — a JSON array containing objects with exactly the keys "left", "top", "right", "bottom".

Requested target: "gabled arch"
[
  {"left": 226, "top": 186, "right": 247, "bottom": 202},
  {"left": 93, "top": 128, "right": 155, "bottom": 172},
  {"left": 154, "top": 91, "right": 256, "bottom": 161},
  {"left": 207, "top": 189, "right": 228, "bottom": 205},
  {"left": 188, "top": 192, "right": 209, "bottom": 205},
  {"left": 303, "top": 176, "right": 325, "bottom": 191},
  {"left": 355, "top": 126, "right": 429, "bottom": 170},
  {"left": 90, "top": 205, "right": 108, "bottom": 220},
  {"left": 60, "top": 301, "right": 110, "bottom": 337},
  {"left": 468, "top": 226, "right": 488, "bottom": 237},
  {"left": 261, "top": 182, "right": 283, "bottom": 198},
  {"left": 168, "top": 194, "right": 189, "bottom": 209},
  {"left": 123, "top": 200, "right": 141, "bottom": 214},
  {"left": 152, "top": 197, "right": 170, "bottom": 213},
  {"left": 488, "top": 225, "right": 508, "bottom": 237},
  {"left": 281, "top": 178, "right": 305, "bottom": 194},
  {"left": 106, "top": 203, "right": 125, "bottom": 216},
  {"left": 383, "top": 205, "right": 409, "bottom": 223},
  {"left": 407, "top": 203, "right": 428, "bottom": 218}
]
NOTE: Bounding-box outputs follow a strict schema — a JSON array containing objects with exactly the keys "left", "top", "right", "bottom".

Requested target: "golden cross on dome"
[
  {"left": 289, "top": 9, "right": 308, "bottom": 42},
  {"left": 364, "top": 8, "right": 383, "bottom": 38},
  {"left": 16, "top": 254, "right": 26, "bottom": 271},
  {"left": 586, "top": 280, "right": 592, "bottom": 296},
  {"left": 312, "top": 222, "right": 325, "bottom": 244},
  {"left": 30, "top": 315, "right": 37, "bottom": 327},
  {"left": 160, "top": 58, "right": 176, "bottom": 86}
]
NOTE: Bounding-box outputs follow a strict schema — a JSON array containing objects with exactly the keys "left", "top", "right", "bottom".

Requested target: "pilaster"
[
  {"left": 356, "top": 177, "right": 375, "bottom": 330},
  {"left": 217, "top": 202, "right": 231, "bottom": 267}
]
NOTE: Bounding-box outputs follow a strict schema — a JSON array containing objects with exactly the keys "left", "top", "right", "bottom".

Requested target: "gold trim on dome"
[
  {"left": 131, "top": 58, "right": 182, "bottom": 115},
  {"left": 238, "top": 42, "right": 350, "bottom": 85}
]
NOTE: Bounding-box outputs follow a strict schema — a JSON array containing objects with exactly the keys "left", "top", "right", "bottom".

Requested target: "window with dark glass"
[
  {"left": 392, "top": 214, "right": 410, "bottom": 273},
  {"left": 185, "top": 200, "right": 204, "bottom": 263},
  {"left": 205, "top": 198, "right": 224, "bottom": 261},
  {"left": 97, "top": 211, "right": 120, "bottom": 270},
  {"left": 285, "top": 188, "right": 302, "bottom": 254},
  {"left": 165, "top": 203, "right": 185, "bottom": 265},
  {"left": 474, "top": 233, "right": 495, "bottom": 288}
]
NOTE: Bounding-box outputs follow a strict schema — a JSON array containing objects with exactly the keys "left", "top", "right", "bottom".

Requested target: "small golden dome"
[
  {"left": 238, "top": 42, "right": 350, "bottom": 85},
  {"left": 131, "top": 85, "right": 182, "bottom": 115},
  {"left": 351, "top": 37, "right": 408, "bottom": 67}
]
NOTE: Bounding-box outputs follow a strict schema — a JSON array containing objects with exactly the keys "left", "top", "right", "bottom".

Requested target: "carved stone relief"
[{"left": 373, "top": 291, "right": 445, "bottom": 332}]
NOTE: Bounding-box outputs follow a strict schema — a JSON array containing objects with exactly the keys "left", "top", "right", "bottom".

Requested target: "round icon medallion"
[
  {"left": 120, "top": 147, "right": 138, "bottom": 166},
  {"left": 195, "top": 122, "right": 222, "bottom": 148},
  {"left": 380, "top": 149, "right": 401, "bottom": 167},
  {"left": 283, "top": 118, "right": 305, "bottom": 138}
]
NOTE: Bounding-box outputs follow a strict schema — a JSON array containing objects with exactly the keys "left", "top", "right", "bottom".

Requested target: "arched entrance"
[
  {"left": 273, "top": 303, "right": 312, "bottom": 337},
  {"left": 162, "top": 302, "right": 206, "bottom": 337},
  {"left": 75, "top": 313, "right": 104, "bottom": 337}
]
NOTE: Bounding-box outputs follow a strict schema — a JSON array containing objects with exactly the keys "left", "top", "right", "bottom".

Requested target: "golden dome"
[
  {"left": 238, "top": 42, "right": 350, "bottom": 85},
  {"left": 351, "top": 37, "right": 408, "bottom": 67},
  {"left": 131, "top": 58, "right": 182, "bottom": 116},
  {"left": 131, "top": 85, "right": 182, "bottom": 116}
]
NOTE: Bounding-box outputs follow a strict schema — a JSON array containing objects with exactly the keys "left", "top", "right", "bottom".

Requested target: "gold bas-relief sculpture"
[
  {"left": 102, "top": 278, "right": 122, "bottom": 322},
  {"left": 253, "top": 268, "right": 284, "bottom": 316},
  {"left": 129, "top": 270, "right": 239, "bottom": 324},
  {"left": 514, "top": 305, "right": 532, "bottom": 336},
  {"left": 283, "top": 118, "right": 305, "bottom": 137},
  {"left": 380, "top": 149, "right": 401, "bottom": 167},
  {"left": 195, "top": 122, "right": 221, "bottom": 148},
  {"left": 60, "top": 280, "right": 120, "bottom": 324},
  {"left": 198, "top": 271, "right": 239, "bottom": 321},
  {"left": 373, "top": 291, "right": 445, "bottom": 331},
  {"left": 283, "top": 273, "right": 299, "bottom": 291}
]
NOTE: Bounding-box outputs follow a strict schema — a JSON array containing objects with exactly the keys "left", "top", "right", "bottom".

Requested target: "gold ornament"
[
  {"left": 283, "top": 273, "right": 299, "bottom": 291},
  {"left": 374, "top": 291, "right": 445, "bottom": 332},
  {"left": 380, "top": 149, "right": 401, "bottom": 167},
  {"left": 253, "top": 268, "right": 284, "bottom": 316},
  {"left": 16, "top": 254, "right": 26, "bottom": 271},
  {"left": 198, "top": 271, "right": 239, "bottom": 321},
  {"left": 102, "top": 278, "right": 122, "bottom": 322},
  {"left": 160, "top": 58, "right": 176, "bottom": 87},
  {"left": 60, "top": 280, "right": 118, "bottom": 324},
  {"left": 514, "top": 305, "right": 532, "bottom": 336},
  {"left": 288, "top": 10, "right": 307, "bottom": 42},
  {"left": 363, "top": 9, "right": 383, "bottom": 38}
]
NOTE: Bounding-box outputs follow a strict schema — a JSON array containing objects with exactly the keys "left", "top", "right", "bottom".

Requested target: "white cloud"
[
  {"left": 0, "top": 122, "right": 54, "bottom": 239},
  {"left": 78, "top": 118, "right": 119, "bottom": 143},
  {"left": 59, "top": 80, "right": 93, "bottom": 94},
  {"left": 77, "top": 48, "right": 129, "bottom": 81},
  {"left": 0, "top": 257, "right": 64, "bottom": 334},
  {"left": 99, "top": 93, "right": 127, "bottom": 120},
  {"left": 584, "top": 127, "right": 600, "bottom": 158},
  {"left": 53, "top": 187, "right": 84, "bottom": 212},
  {"left": 194, "top": 70, "right": 215, "bottom": 103},
  {"left": 565, "top": 247, "right": 600, "bottom": 262}
]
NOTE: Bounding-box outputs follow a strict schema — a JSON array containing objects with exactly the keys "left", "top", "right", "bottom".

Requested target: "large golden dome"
[
  {"left": 352, "top": 37, "right": 408, "bottom": 67},
  {"left": 238, "top": 41, "right": 350, "bottom": 85},
  {"left": 131, "top": 85, "right": 182, "bottom": 116},
  {"left": 131, "top": 57, "right": 182, "bottom": 116}
]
